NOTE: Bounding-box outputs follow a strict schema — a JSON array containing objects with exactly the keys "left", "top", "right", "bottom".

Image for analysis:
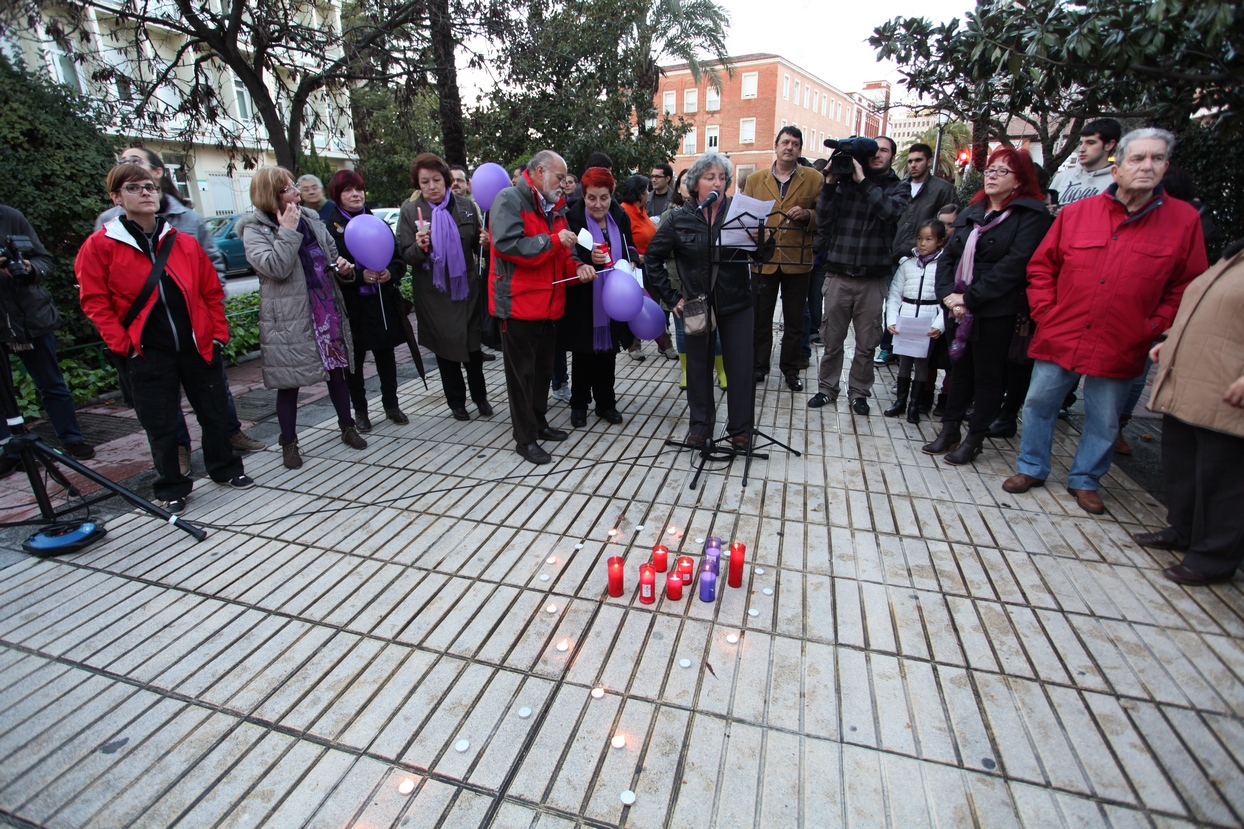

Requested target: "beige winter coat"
[
  {"left": 239, "top": 208, "right": 354, "bottom": 390},
  {"left": 1148, "top": 247, "right": 1244, "bottom": 438}
]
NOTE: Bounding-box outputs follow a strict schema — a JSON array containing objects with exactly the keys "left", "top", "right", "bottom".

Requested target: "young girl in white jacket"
[{"left": 884, "top": 220, "right": 947, "bottom": 423}]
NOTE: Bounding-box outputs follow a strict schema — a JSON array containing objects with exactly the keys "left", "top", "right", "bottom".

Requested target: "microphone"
[{"left": 700, "top": 190, "right": 720, "bottom": 207}]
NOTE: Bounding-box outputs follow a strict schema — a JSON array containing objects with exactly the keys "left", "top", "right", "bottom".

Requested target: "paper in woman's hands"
[
  {"left": 721, "top": 194, "right": 775, "bottom": 249},
  {"left": 576, "top": 228, "right": 595, "bottom": 249}
]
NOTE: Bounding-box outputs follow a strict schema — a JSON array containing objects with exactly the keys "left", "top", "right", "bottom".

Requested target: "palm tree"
[
  {"left": 629, "top": 0, "right": 733, "bottom": 122},
  {"left": 893, "top": 120, "right": 971, "bottom": 178}
]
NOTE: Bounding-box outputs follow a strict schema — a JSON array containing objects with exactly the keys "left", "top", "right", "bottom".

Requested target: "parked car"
[
  {"left": 205, "top": 214, "right": 254, "bottom": 277},
  {"left": 371, "top": 207, "right": 401, "bottom": 234}
]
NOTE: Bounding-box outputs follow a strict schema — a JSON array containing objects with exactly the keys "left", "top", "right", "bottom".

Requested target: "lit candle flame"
[
  {"left": 611, "top": 734, "right": 626, "bottom": 748},
  {"left": 398, "top": 778, "right": 416, "bottom": 795},
  {"left": 556, "top": 639, "right": 569, "bottom": 652}
]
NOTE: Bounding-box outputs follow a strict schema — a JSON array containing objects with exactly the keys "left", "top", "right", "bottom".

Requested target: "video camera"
[
  {"left": 1, "top": 236, "right": 35, "bottom": 279},
  {"left": 822, "top": 136, "right": 879, "bottom": 178}
]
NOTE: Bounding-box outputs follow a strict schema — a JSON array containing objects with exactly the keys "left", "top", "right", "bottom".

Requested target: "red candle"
[
  {"left": 728, "top": 542, "right": 746, "bottom": 588},
  {"left": 607, "top": 555, "right": 624, "bottom": 597},
  {"left": 677, "top": 556, "right": 694, "bottom": 586},
  {"left": 652, "top": 544, "right": 669, "bottom": 572},
  {"left": 666, "top": 570, "right": 683, "bottom": 600},
  {"left": 639, "top": 563, "right": 656, "bottom": 604}
]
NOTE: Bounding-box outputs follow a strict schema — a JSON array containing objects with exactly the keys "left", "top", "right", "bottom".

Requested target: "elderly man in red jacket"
[
  {"left": 1003, "top": 128, "right": 1207, "bottom": 514},
  {"left": 490, "top": 150, "right": 595, "bottom": 465}
]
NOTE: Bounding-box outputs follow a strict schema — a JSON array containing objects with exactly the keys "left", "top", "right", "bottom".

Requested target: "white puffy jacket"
[{"left": 886, "top": 250, "right": 945, "bottom": 333}]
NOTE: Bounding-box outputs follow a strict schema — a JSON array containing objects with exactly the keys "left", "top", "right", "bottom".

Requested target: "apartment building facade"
[
  {"left": 654, "top": 53, "right": 887, "bottom": 192},
  {"left": 6, "top": 1, "right": 357, "bottom": 218}
]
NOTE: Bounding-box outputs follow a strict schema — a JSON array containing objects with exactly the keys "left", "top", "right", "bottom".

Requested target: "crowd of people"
[{"left": 0, "top": 119, "right": 1240, "bottom": 585}]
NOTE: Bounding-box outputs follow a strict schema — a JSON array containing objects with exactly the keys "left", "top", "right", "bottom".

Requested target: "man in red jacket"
[
  {"left": 489, "top": 150, "right": 594, "bottom": 464},
  {"left": 1003, "top": 128, "right": 1207, "bottom": 514}
]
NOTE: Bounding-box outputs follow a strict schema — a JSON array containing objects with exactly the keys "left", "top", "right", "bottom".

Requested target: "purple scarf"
[
  {"left": 430, "top": 195, "right": 469, "bottom": 300},
  {"left": 587, "top": 210, "right": 625, "bottom": 351},
  {"left": 949, "top": 209, "right": 1011, "bottom": 360}
]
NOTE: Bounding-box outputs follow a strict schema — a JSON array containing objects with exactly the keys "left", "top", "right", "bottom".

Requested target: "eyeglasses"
[
  {"left": 650, "top": 173, "right": 669, "bottom": 179},
  {"left": 283, "top": 185, "right": 300, "bottom": 194},
  {"left": 982, "top": 168, "right": 1014, "bottom": 178},
  {"left": 117, "top": 182, "right": 159, "bottom": 194}
]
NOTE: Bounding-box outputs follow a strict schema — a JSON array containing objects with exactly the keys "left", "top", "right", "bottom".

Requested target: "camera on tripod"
[
  {"left": 1, "top": 235, "right": 35, "bottom": 279},
  {"left": 822, "top": 136, "right": 879, "bottom": 177}
]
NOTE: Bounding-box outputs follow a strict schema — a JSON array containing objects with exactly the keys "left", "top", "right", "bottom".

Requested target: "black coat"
[
  {"left": 0, "top": 205, "right": 60, "bottom": 342},
  {"left": 646, "top": 198, "right": 771, "bottom": 318},
  {"left": 935, "top": 197, "right": 1053, "bottom": 318},
  {"left": 558, "top": 199, "right": 636, "bottom": 353},
  {"left": 324, "top": 205, "right": 408, "bottom": 351}
]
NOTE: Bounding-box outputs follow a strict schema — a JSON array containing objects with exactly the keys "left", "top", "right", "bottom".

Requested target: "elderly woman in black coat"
[
  {"left": 559, "top": 166, "right": 636, "bottom": 428},
  {"left": 323, "top": 170, "right": 409, "bottom": 432},
  {"left": 399, "top": 152, "right": 492, "bottom": 421}
]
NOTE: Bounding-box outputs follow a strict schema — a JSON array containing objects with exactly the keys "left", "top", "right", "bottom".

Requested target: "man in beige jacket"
[{"left": 743, "top": 127, "right": 822, "bottom": 391}]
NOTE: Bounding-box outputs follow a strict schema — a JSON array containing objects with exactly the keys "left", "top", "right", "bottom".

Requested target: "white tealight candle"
[
  {"left": 556, "top": 639, "right": 569, "bottom": 652},
  {"left": 540, "top": 574, "right": 550, "bottom": 581},
  {"left": 755, "top": 568, "right": 765, "bottom": 575},
  {"left": 547, "top": 556, "right": 557, "bottom": 564},
  {"left": 667, "top": 526, "right": 677, "bottom": 535},
  {"left": 636, "top": 525, "right": 644, "bottom": 531},
  {"left": 611, "top": 734, "right": 626, "bottom": 749},
  {"left": 454, "top": 739, "right": 470, "bottom": 752},
  {"left": 726, "top": 633, "right": 739, "bottom": 644},
  {"left": 620, "top": 790, "right": 637, "bottom": 805},
  {"left": 748, "top": 608, "right": 759, "bottom": 617},
  {"left": 398, "top": 778, "right": 416, "bottom": 795},
  {"left": 591, "top": 687, "right": 605, "bottom": 699},
  {"left": 546, "top": 604, "right": 558, "bottom": 613},
  {"left": 518, "top": 706, "right": 532, "bottom": 719},
  {"left": 608, "top": 529, "right": 618, "bottom": 537},
  {"left": 763, "top": 587, "right": 773, "bottom": 595},
  {"left": 679, "top": 658, "right": 692, "bottom": 668}
]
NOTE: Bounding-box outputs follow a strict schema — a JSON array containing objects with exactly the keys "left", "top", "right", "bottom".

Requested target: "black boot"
[
  {"left": 884, "top": 377, "right": 911, "bottom": 418},
  {"left": 931, "top": 393, "right": 947, "bottom": 418},
  {"left": 986, "top": 410, "right": 1018, "bottom": 438},
  {"left": 916, "top": 387, "right": 935, "bottom": 414},
  {"left": 944, "top": 431, "right": 984, "bottom": 465},
  {"left": 907, "top": 394, "right": 921, "bottom": 424},
  {"left": 922, "top": 421, "right": 961, "bottom": 455}
]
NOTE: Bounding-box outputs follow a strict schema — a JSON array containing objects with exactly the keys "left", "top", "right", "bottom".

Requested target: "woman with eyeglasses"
[
  {"left": 77, "top": 165, "right": 253, "bottom": 515},
  {"left": 922, "top": 147, "right": 1054, "bottom": 465},
  {"left": 239, "top": 167, "right": 365, "bottom": 470}
]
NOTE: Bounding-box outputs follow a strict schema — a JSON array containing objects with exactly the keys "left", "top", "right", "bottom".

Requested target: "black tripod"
[
  {"left": 663, "top": 198, "right": 801, "bottom": 489},
  {"left": 0, "top": 353, "right": 206, "bottom": 548}
]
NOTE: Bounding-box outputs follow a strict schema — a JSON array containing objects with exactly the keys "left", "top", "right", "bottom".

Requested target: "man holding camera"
[
  {"left": 808, "top": 136, "right": 910, "bottom": 414},
  {"left": 0, "top": 205, "right": 94, "bottom": 475}
]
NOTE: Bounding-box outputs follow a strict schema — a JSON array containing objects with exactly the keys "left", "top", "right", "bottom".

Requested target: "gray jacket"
[
  {"left": 238, "top": 208, "right": 354, "bottom": 390},
  {"left": 96, "top": 196, "right": 226, "bottom": 285},
  {"left": 891, "top": 175, "right": 957, "bottom": 264}
]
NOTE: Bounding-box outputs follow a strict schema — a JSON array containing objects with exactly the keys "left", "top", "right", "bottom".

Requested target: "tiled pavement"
[{"left": 1, "top": 342, "right": 1242, "bottom": 828}]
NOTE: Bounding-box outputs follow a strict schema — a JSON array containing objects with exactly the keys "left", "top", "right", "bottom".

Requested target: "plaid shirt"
[{"left": 813, "top": 169, "right": 910, "bottom": 277}]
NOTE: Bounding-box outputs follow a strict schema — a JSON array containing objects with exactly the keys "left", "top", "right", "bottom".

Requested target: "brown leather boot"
[
  {"left": 922, "top": 422, "right": 961, "bottom": 455},
  {"left": 1114, "top": 415, "right": 1133, "bottom": 455},
  {"left": 279, "top": 435, "right": 302, "bottom": 469}
]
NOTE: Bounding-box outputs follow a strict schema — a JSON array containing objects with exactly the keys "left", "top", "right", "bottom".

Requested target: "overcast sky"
[{"left": 715, "top": 0, "right": 974, "bottom": 95}]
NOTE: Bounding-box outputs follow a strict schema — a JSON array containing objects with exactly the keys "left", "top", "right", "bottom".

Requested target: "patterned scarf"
[
  {"left": 430, "top": 194, "right": 469, "bottom": 300},
  {"left": 587, "top": 209, "right": 625, "bottom": 352},
  {"left": 949, "top": 209, "right": 1011, "bottom": 360}
]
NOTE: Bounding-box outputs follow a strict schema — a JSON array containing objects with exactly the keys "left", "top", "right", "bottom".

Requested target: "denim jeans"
[
  {"left": 1, "top": 332, "right": 83, "bottom": 452},
  {"left": 1017, "top": 359, "right": 1132, "bottom": 490},
  {"left": 1119, "top": 356, "right": 1153, "bottom": 419}
]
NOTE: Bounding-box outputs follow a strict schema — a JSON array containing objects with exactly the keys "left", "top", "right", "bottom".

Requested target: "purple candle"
[{"left": 699, "top": 560, "right": 717, "bottom": 602}]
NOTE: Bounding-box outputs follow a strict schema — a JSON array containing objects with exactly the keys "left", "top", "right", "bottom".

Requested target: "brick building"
[{"left": 653, "top": 53, "right": 887, "bottom": 192}]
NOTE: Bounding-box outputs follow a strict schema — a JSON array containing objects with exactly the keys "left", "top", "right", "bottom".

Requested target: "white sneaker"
[{"left": 550, "top": 385, "right": 572, "bottom": 404}]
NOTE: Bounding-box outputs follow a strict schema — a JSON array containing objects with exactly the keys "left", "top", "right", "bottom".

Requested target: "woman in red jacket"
[{"left": 77, "top": 165, "right": 252, "bottom": 515}]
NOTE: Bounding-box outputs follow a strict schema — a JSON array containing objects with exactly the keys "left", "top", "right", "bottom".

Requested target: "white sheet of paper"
[
  {"left": 892, "top": 312, "right": 939, "bottom": 359},
  {"left": 576, "top": 227, "right": 595, "bottom": 249},
  {"left": 721, "top": 194, "right": 774, "bottom": 249}
]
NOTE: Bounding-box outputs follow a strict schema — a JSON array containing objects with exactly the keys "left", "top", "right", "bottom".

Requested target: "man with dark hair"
[
  {"left": 878, "top": 141, "right": 957, "bottom": 365},
  {"left": 743, "top": 126, "right": 822, "bottom": 390},
  {"left": 648, "top": 162, "right": 675, "bottom": 219},
  {"left": 0, "top": 205, "right": 95, "bottom": 474},
  {"left": 449, "top": 165, "right": 472, "bottom": 199},
  {"left": 490, "top": 150, "right": 593, "bottom": 464},
  {"left": 808, "top": 135, "right": 910, "bottom": 415},
  {"left": 1051, "top": 118, "right": 1122, "bottom": 209}
]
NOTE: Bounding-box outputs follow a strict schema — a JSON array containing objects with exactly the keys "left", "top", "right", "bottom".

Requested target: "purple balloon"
[
  {"left": 629, "top": 297, "right": 665, "bottom": 340},
  {"left": 602, "top": 269, "right": 643, "bottom": 322},
  {"left": 471, "top": 162, "right": 512, "bottom": 211},
  {"left": 343, "top": 214, "right": 395, "bottom": 272}
]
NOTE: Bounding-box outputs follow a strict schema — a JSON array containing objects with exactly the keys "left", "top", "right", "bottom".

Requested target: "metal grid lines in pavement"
[{"left": 0, "top": 354, "right": 1242, "bottom": 829}]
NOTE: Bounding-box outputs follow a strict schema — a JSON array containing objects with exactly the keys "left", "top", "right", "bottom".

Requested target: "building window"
[
  {"left": 683, "top": 128, "right": 696, "bottom": 155},
  {"left": 706, "top": 125, "right": 719, "bottom": 150},
  {"left": 662, "top": 90, "right": 675, "bottom": 115},
  {"left": 783, "top": 74, "right": 790, "bottom": 100},
  {"left": 735, "top": 164, "right": 756, "bottom": 192},
  {"left": 739, "top": 118, "right": 756, "bottom": 143},
  {"left": 684, "top": 88, "right": 697, "bottom": 113},
  {"left": 793, "top": 80, "right": 800, "bottom": 103},
  {"left": 706, "top": 86, "right": 720, "bottom": 111},
  {"left": 234, "top": 77, "right": 254, "bottom": 121},
  {"left": 49, "top": 44, "right": 82, "bottom": 94},
  {"left": 741, "top": 72, "right": 758, "bottom": 99},
  {"left": 781, "top": 119, "right": 787, "bottom": 128},
  {"left": 804, "top": 87, "right": 810, "bottom": 108}
]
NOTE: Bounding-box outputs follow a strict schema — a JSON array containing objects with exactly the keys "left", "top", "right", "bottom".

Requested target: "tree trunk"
[
  {"left": 429, "top": 0, "right": 466, "bottom": 166},
  {"left": 971, "top": 117, "right": 990, "bottom": 170}
]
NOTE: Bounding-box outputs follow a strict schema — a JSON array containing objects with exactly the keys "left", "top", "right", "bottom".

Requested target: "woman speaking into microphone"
[{"left": 646, "top": 152, "right": 771, "bottom": 451}]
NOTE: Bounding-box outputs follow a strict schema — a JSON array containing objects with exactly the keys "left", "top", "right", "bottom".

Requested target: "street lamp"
[{"left": 932, "top": 112, "right": 949, "bottom": 178}]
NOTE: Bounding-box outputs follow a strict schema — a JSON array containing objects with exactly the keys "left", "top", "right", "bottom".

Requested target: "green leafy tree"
[
  {"left": 352, "top": 86, "right": 444, "bottom": 207},
  {"left": 0, "top": 55, "right": 116, "bottom": 345},
  {"left": 893, "top": 120, "right": 970, "bottom": 179}
]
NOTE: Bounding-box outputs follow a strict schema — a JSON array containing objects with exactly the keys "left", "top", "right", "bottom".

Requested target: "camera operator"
[
  {"left": 808, "top": 136, "right": 910, "bottom": 415},
  {"left": 0, "top": 205, "right": 95, "bottom": 476}
]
